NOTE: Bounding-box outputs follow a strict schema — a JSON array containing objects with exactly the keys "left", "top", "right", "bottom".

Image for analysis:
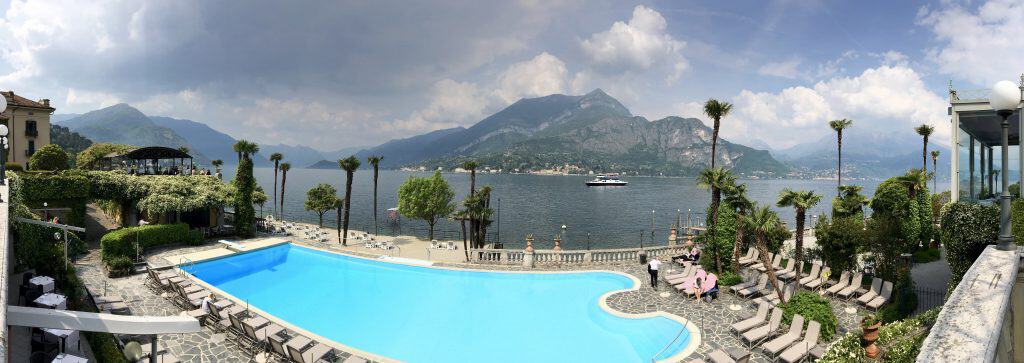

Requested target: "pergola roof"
[
  {"left": 958, "top": 109, "right": 1021, "bottom": 146},
  {"left": 120, "top": 146, "right": 192, "bottom": 160}
]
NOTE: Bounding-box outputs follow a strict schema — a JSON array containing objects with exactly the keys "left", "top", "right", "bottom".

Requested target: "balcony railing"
[{"left": 24, "top": 129, "right": 37, "bottom": 137}]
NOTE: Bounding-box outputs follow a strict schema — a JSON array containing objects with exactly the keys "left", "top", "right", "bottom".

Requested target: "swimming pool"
[{"left": 183, "top": 244, "right": 696, "bottom": 362}]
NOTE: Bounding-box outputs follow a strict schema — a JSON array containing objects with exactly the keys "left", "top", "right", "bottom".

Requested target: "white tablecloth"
[
  {"left": 44, "top": 329, "right": 80, "bottom": 355},
  {"left": 34, "top": 293, "right": 67, "bottom": 309},
  {"left": 29, "top": 276, "right": 55, "bottom": 293},
  {"left": 51, "top": 353, "right": 88, "bottom": 363}
]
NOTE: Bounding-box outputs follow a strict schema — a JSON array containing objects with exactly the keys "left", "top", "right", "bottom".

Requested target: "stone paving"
[{"left": 76, "top": 230, "right": 868, "bottom": 363}]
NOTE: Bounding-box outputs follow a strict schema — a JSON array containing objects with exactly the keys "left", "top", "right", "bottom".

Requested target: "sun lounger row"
[
  {"left": 149, "top": 267, "right": 370, "bottom": 363},
  {"left": 730, "top": 306, "right": 823, "bottom": 362}
]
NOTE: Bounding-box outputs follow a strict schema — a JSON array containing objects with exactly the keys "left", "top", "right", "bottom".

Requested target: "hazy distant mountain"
[
  {"left": 260, "top": 144, "right": 327, "bottom": 168},
  {"left": 342, "top": 89, "right": 787, "bottom": 176},
  {"left": 51, "top": 114, "right": 81, "bottom": 124},
  {"left": 59, "top": 104, "right": 208, "bottom": 161},
  {"left": 778, "top": 131, "right": 951, "bottom": 179},
  {"left": 147, "top": 115, "right": 270, "bottom": 166},
  {"left": 320, "top": 146, "right": 366, "bottom": 161}
]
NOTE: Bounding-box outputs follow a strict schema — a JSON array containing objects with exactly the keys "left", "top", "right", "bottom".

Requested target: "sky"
[{"left": 0, "top": 0, "right": 1020, "bottom": 151}]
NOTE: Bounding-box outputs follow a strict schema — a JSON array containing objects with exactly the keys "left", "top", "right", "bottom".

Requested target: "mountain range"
[
  {"left": 309, "top": 89, "right": 787, "bottom": 176},
  {"left": 772, "top": 131, "right": 951, "bottom": 179}
]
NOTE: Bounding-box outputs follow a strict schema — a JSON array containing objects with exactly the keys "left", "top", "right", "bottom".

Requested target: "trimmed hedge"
[
  {"left": 878, "top": 273, "right": 918, "bottom": 323},
  {"left": 941, "top": 202, "right": 999, "bottom": 294},
  {"left": 717, "top": 271, "right": 742, "bottom": 286},
  {"left": 100, "top": 223, "right": 203, "bottom": 264},
  {"left": 778, "top": 291, "right": 839, "bottom": 341},
  {"left": 814, "top": 215, "right": 864, "bottom": 274}
]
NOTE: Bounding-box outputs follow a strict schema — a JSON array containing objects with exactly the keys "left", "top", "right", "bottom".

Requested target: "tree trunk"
[
  {"left": 373, "top": 165, "right": 379, "bottom": 236},
  {"left": 711, "top": 118, "right": 720, "bottom": 169},
  {"left": 710, "top": 186, "right": 722, "bottom": 272},
  {"left": 837, "top": 131, "right": 843, "bottom": 193},
  {"left": 757, "top": 235, "right": 786, "bottom": 303},
  {"left": 922, "top": 135, "right": 929, "bottom": 172},
  {"left": 279, "top": 172, "right": 288, "bottom": 220},
  {"left": 273, "top": 162, "right": 279, "bottom": 219},
  {"left": 428, "top": 221, "right": 435, "bottom": 241},
  {"left": 933, "top": 158, "right": 938, "bottom": 191},
  {"left": 795, "top": 209, "right": 805, "bottom": 284},
  {"left": 336, "top": 206, "right": 341, "bottom": 242},
  {"left": 342, "top": 171, "right": 354, "bottom": 246},
  {"left": 318, "top": 213, "right": 324, "bottom": 227},
  {"left": 731, "top": 208, "right": 746, "bottom": 273},
  {"left": 461, "top": 219, "right": 469, "bottom": 261}
]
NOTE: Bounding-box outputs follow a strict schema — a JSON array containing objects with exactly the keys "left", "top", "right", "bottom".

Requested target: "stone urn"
[{"left": 862, "top": 318, "right": 882, "bottom": 358}]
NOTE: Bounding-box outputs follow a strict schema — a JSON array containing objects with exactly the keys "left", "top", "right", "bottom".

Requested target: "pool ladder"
[
  {"left": 651, "top": 320, "right": 692, "bottom": 363},
  {"left": 179, "top": 257, "right": 195, "bottom": 275}
]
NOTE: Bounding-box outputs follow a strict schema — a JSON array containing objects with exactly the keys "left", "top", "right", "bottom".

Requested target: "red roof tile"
[{"left": 2, "top": 91, "right": 54, "bottom": 110}]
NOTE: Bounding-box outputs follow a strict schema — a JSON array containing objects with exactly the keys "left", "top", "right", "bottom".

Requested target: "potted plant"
[{"left": 861, "top": 315, "right": 882, "bottom": 358}]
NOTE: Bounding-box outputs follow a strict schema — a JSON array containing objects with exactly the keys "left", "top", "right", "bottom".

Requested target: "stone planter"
[{"left": 862, "top": 321, "right": 882, "bottom": 358}]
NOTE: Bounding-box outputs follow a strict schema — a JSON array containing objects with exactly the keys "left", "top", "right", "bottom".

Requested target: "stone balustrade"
[{"left": 469, "top": 244, "right": 692, "bottom": 266}]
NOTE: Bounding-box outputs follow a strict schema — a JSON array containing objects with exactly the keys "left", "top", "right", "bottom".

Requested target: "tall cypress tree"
[{"left": 233, "top": 140, "right": 258, "bottom": 238}]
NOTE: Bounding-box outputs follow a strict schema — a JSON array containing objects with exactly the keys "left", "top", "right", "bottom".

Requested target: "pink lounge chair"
[{"left": 675, "top": 269, "right": 707, "bottom": 292}]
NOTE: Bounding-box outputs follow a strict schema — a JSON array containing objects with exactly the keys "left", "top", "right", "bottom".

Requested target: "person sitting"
[{"left": 674, "top": 247, "right": 701, "bottom": 263}]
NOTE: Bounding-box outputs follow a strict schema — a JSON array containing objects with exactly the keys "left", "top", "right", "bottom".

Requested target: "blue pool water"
[{"left": 184, "top": 244, "right": 693, "bottom": 362}]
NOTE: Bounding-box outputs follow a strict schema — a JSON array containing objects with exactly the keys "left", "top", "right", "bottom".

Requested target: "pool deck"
[{"left": 74, "top": 228, "right": 868, "bottom": 363}]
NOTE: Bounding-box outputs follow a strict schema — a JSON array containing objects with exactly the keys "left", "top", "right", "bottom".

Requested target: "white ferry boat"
[{"left": 585, "top": 174, "right": 628, "bottom": 186}]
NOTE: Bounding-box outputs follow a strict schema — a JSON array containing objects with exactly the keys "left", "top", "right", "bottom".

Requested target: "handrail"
[
  {"left": 651, "top": 320, "right": 691, "bottom": 362},
  {"left": 179, "top": 257, "right": 195, "bottom": 274}
]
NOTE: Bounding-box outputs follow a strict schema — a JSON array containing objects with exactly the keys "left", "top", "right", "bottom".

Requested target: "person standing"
[{"left": 648, "top": 257, "right": 662, "bottom": 289}]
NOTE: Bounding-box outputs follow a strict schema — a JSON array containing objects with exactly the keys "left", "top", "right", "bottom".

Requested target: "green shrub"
[
  {"left": 84, "top": 331, "right": 128, "bottom": 363},
  {"left": 5, "top": 162, "right": 23, "bottom": 171},
  {"left": 28, "top": 144, "right": 71, "bottom": 171},
  {"left": 820, "top": 307, "right": 942, "bottom": 363},
  {"left": 717, "top": 271, "right": 742, "bottom": 286},
  {"left": 77, "top": 143, "right": 135, "bottom": 170},
  {"left": 942, "top": 202, "right": 999, "bottom": 293},
  {"left": 699, "top": 204, "right": 737, "bottom": 273},
  {"left": 12, "top": 222, "right": 73, "bottom": 277},
  {"left": 778, "top": 291, "right": 838, "bottom": 341},
  {"left": 871, "top": 178, "right": 921, "bottom": 244},
  {"left": 814, "top": 215, "right": 864, "bottom": 274},
  {"left": 878, "top": 273, "right": 918, "bottom": 323},
  {"left": 106, "top": 256, "right": 134, "bottom": 275},
  {"left": 1013, "top": 199, "right": 1024, "bottom": 245},
  {"left": 100, "top": 223, "right": 201, "bottom": 264},
  {"left": 917, "top": 191, "right": 933, "bottom": 245},
  {"left": 912, "top": 247, "right": 941, "bottom": 263}
]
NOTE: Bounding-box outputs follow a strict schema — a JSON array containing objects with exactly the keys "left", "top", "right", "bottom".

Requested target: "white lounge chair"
[
  {"left": 761, "top": 314, "right": 804, "bottom": 357},
  {"left": 857, "top": 278, "right": 884, "bottom": 305},
  {"left": 779, "top": 320, "right": 821, "bottom": 363},
  {"left": 836, "top": 273, "right": 864, "bottom": 299},
  {"left": 866, "top": 281, "right": 894, "bottom": 310},
  {"left": 741, "top": 307, "right": 784, "bottom": 348},
  {"left": 798, "top": 263, "right": 821, "bottom": 286},
  {"left": 825, "top": 271, "right": 851, "bottom": 295},
  {"left": 731, "top": 302, "right": 770, "bottom": 333}
]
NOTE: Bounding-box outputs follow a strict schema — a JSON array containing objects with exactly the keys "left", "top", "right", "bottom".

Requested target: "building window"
[
  {"left": 25, "top": 120, "right": 38, "bottom": 137},
  {"left": 27, "top": 140, "right": 35, "bottom": 156}
]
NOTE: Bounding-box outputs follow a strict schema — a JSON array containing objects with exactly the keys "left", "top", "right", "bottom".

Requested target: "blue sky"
[{"left": 0, "top": 0, "right": 1019, "bottom": 150}]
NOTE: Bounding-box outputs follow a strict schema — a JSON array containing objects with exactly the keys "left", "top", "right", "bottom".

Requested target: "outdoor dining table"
[
  {"left": 34, "top": 293, "right": 67, "bottom": 309},
  {"left": 51, "top": 353, "right": 88, "bottom": 363},
  {"left": 29, "top": 275, "right": 55, "bottom": 293}
]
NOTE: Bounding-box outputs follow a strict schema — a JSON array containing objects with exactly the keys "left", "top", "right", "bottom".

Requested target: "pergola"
[
  {"left": 115, "top": 147, "right": 194, "bottom": 175},
  {"left": 950, "top": 81, "right": 1024, "bottom": 202}
]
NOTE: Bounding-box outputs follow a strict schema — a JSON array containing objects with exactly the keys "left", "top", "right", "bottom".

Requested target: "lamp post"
[
  {"left": 991, "top": 80, "right": 1022, "bottom": 251},
  {"left": 561, "top": 224, "right": 567, "bottom": 247}
]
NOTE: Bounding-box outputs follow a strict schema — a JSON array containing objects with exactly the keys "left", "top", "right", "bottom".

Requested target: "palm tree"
[
  {"left": 724, "top": 183, "right": 753, "bottom": 273},
  {"left": 744, "top": 205, "right": 786, "bottom": 301},
  {"left": 777, "top": 188, "right": 822, "bottom": 283},
  {"left": 270, "top": 152, "right": 284, "bottom": 218},
  {"left": 279, "top": 162, "right": 291, "bottom": 219},
  {"left": 338, "top": 156, "right": 361, "bottom": 246},
  {"left": 931, "top": 150, "right": 940, "bottom": 191},
  {"left": 211, "top": 159, "right": 223, "bottom": 180},
  {"left": 367, "top": 156, "right": 383, "bottom": 235},
  {"left": 461, "top": 160, "right": 480, "bottom": 245},
  {"left": 233, "top": 140, "right": 259, "bottom": 160},
  {"left": 915, "top": 124, "right": 935, "bottom": 173},
  {"left": 703, "top": 99, "right": 733, "bottom": 168},
  {"left": 897, "top": 169, "right": 929, "bottom": 199},
  {"left": 451, "top": 209, "right": 470, "bottom": 261},
  {"left": 828, "top": 119, "right": 853, "bottom": 192},
  {"left": 697, "top": 167, "right": 736, "bottom": 272}
]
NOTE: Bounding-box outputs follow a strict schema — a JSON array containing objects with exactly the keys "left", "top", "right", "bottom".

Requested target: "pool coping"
[{"left": 176, "top": 242, "right": 701, "bottom": 363}]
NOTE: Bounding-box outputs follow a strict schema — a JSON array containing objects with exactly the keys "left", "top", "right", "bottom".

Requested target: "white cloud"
[
  {"left": 719, "top": 64, "right": 948, "bottom": 149},
  {"left": 918, "top": 0, "right": 1024, "bottom": 85},
  {"left": 394, "top": 79, "right": 490, "bottom": 133},
  {"left": 580, "top": 5, "right": 688, "bottom": 83},
  {"left": 65, "top": 88, "right": 121, "bottom": 109},
  {"left": 757, "top": 58, "right": 803, "bottom": 79},
  {"left": 492, "top": 52, "right": 569, "bottom": 104}
]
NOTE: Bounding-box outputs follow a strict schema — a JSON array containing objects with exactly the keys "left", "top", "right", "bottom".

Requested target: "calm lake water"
[{"left": 220, "top": 168, "right": 936, "bottom": 249}]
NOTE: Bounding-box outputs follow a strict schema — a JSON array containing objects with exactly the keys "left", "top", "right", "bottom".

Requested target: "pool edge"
[{"left": 178, "top": 242, "right": 701, "bottom": 363}]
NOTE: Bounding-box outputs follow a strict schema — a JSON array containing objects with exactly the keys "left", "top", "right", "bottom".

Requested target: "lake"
[{"left": 221, "top": 167, "right": 938, "bottom": 249}]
